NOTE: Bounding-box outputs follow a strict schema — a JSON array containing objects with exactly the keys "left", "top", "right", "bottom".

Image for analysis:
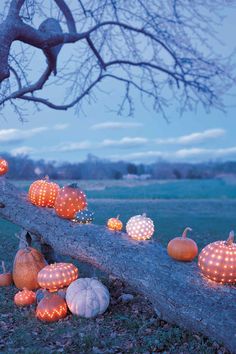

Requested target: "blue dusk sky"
[{"left": 0, "top": 7, "right": 236, "bottom": 164}]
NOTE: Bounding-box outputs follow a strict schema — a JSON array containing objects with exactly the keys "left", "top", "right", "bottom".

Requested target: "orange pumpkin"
[
  {"left": 14, "top": 288, "right": 36, "bottom": 306},
  {"left": 13, "top": 246, "right": 47, "bottom": 290},
  {"left": 38, "top": 262, "right": 79, "bottom": 291},
  {"left": 107, "top": 215, "right": 123, "bottom": 231},
  {"left": 36, "top": 293, "right": 67, "bottom": 322},
  {"left": 0, "top": 261, "right": 13, "bottom": 287},
  {"left": 167, "top": 227, "right": 198, "bottom": 262},
  {"left": 0, "top": 158, "right": 8, "bottom": 176},
  {"left": 54, "top": 183, "right": 87, "bottom": 219},
  {"left": 28, "top": 176, "right": 60, "bottom": 207},
  {"left": 198, "top": 231, "right": 236, "bottom": 284}
]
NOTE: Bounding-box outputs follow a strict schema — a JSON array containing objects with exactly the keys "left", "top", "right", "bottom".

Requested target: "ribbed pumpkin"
[
  {"left": 107, "top": 215, "right": 123, "bottom": 231},
  {"left": 14, "top": 288, "right": 36, "bottom": 306},
  {"left": 0, "top": 261, "right": 13, "bottom": 287},
  {"left": 167, "top": 227, "right": 198, "bottom": 262},
  {"left": 13, "top": 246, "right": 47, "bottom": 290},
  {"left": 54, "top": 183, "right": 87, "bottom": 219},
  {"left": 28, "top": 176, "right": 60, "bottom": 207},
  {"left": 36, "top": 293, "right": 67, "bottom": 322},
  {"left": 0, "top": 158, "right": 8, "bottom": 176},
  {"left": 38, "top": 263, "right": 79, "bottom": 291}
]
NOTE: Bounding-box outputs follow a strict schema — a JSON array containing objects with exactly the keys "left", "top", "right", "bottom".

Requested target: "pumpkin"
[
  {"left": 14, "top": 288, "right": 36, "bottom": 306},
  {"left": 13, "top": 246, "right": 47, "bottom": 290},
  {"left": 54, "top": 183, "right": 87, "bottom": 219},
  {"left": 0, "top": 261, "right": 13, "bottom": 287},
  {"left": 36, "top": 293, "right": 67, "bottom": 322},
  {"left": 167, "top": 227, "right": 198, "bottom": 262},
  {"left": 74, "top": 209, "right": 94, "bottom": 224},
  {"left": 28, "top": 176, "right": 60, "bottom": 207},
  {"left": 38, "top": 262, "right": 79, "bottom": 291},
  {"left": 66, "top": 278, "right": 110, "bottom": 318},
  {"left": 0, "top": 158, "right": 8, "bottom": 176},
  {"left": 107, "top": 215, "right": 123, "bottom": 231},
  {"left": 36, "top": 287, "right": 67, "bottom": 304},
  {"left": 126, "top": 213, "right": 154, "bottom": 241},
  {"left": 198, "top": 231, "right": 236, "bottom": 284}
]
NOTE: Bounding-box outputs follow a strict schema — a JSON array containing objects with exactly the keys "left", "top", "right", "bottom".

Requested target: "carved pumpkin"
[
  {"left": 54, "top": 183, "right": 87, "bottom": 219},
  {"left": 13, "top": 246, "right": 47, "bottom": 290},
  {"left": 74, "top": 209, "right": 94, "bottom": 224},
  {"left": 107, "top": 215, "right": 123, "bottom": 231},
  {"left": 38, "top": 263, "right": 79, "bottom": 291},
  {"left": 0, "top": 158, "right": 8, "bottom": 176},
  {"left": 198, "top": 231, "right": 236, "bottom": 284},
  {"left": 126, "top": 213, "right": 154, "bottom": 241},
  {"left": 66, "top": 278, "right": 110, "bottom": 318},
  {"left": 36, "top": 293, "right": 67, "bottom": 322},
  {"left": 36, "top": 287, "right": 67, "bottom": 304},
  {"left": 167, "top": 227, "right": 198, "bottom": 262},
  {"left": 14, "top": 288, "right": 36, "bottom": 306},
  {"left": 28, "top": 176, "right": 60, "bottom": 207},
  {"left": 0, "top": 261, "right": 13, "bottom": 287}
]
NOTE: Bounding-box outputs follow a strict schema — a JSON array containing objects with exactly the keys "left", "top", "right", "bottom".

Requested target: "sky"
[{"left": 0, "top": 6, "right": 236, "bottom": 164}]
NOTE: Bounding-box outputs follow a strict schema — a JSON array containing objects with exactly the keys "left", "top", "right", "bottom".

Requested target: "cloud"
[
  {"left": 0, "top": 127, "right": 47, "bottom": 144},
  {"left": 101, "top": 137, "right": 148, "bottom": 148},
  {"left": 91, "top": 121, "right": 143, "bottom": 130},
  {"left": 49, "top": 141, "right": 91, "bottom": 152},
  {"left": 11, "top": 146, "right": 35, "bottom": 156},
  {"left": 155, "top": 129, "right": 225, "bottom": 145},
  {"left": 53, "top": 124, "right": 69, "bottom": 130}
]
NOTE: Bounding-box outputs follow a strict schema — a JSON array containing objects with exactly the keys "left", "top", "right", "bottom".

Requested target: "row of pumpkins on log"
[{"left": 0, "top": 245, "right": 110, "bottom": 322}]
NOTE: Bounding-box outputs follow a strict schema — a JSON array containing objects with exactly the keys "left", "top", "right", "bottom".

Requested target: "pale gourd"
[{"left": 66, "top": 278, "right": 110, "bottom": 318}]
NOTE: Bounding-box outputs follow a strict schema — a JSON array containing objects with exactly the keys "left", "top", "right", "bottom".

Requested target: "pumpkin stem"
[
  {"left": 67, "top": 183, "right": 78, "bottom": 189},
  {"left": 225, "top": 230, "right": 234, "bottom": 246},
  {"left": 182, "top": 227, "right": 192, "bottom": 238},
  {"left": 15, "top": 231, "right": 30, "bottom": 250},
  {"left": 1, "top": 260, "right": 6, "bottom": 273},
  {"left": 142, "top": 213, "right": 147, "bottom": 217},
  {"left": 44, "top": 175, "right": 49, "bottom": 181},
  {"left": 116, "top": 215, "right": 120, "bottom": 219}
]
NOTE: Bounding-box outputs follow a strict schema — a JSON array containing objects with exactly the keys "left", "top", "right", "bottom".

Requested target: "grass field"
[{"left": 0, "top": 179, "right": 235, "bottom": 353}]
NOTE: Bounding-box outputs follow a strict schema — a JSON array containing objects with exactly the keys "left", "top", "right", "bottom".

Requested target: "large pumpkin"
[
  {"left": 0, "top": 158, "right": 8, "bottom": 176},
  {"left": 54, "top": 183, "right": 87, "bottom": 219},
  {"left": 66, "top": 278, "right": 110, "bottom": 318},
  {"left": 38, "top": 262, "right": 79, "bottom": 291},
  {"left": 28, "top": 176, "right": 60, "bottom": 207},
  {"left": 0, "top": 261, "right": 13, "bottom": 287},
  {"left": 107, "top": 215, "right": 123, "bottom": 231},
  {"left": 13, "top": 246, "right": 47, "bottom": 290},
  {"left": 126, "top": 213, "right": 154, "bottom": 241},
  {"left": 36, "top": 293, "right": 67, "bottom": 322},
  {"left": 14, "top": 288, "right": 36, "bottom": 306},
  {"left": 167, "top": 227, "right": 198, "bottom": 262},
  {"left": 198, "top": 231, "right": 236, "bottom": 284}
]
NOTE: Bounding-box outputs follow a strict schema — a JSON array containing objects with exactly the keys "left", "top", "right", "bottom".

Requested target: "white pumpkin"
[
  {"left": 66, "top": 278, "right": 110, "bottom": 318},
  {"left": 126, "top": 213, "right": 154, "bottom": 240}
]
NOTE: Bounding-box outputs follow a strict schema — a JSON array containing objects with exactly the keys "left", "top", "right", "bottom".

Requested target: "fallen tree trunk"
[{"left": 0, "top": 178, "right": 235, "bottom": 353}]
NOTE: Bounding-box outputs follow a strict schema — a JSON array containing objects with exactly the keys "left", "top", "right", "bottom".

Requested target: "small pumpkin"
[
  {"left": 107, "top": 215, "right": 123, "bottom": 231},
  {"left": 74, "top": 209, "right": 94, "bottom": 224},
  {"left": 13, "top": 246, "right": 47, "bottom": 290},
  {"left": 126, "top": 213, "right": 154, "bottom": 241},
  {"left": 14, "top": 288, "right": 36, "bottom": 306},
  {"left": 0, "top": 261, "right": 13, "bottom": 287},
  {"left": 0, "top": 158, "right": 8, "bottom": 176},
  {"left": 28, "top": 176, "right": 60, "bottom": 207},
  {"left": 38, "top": 262, "right": 79, "bottom": 291},
  {"left": 54, "top": 183, "right": 87, "bottom": 219},
  {"left": 167, "top": 227, "right": 198, "bottom": 262},
  {"left": 66, "top": 278, "right": 110, "bottom": 318},
  {"left": 198, "top": 230, "right": 236, "bottom": 284},
  {"left": 36, "top": 293, "right": 67, "bottom": 322}
]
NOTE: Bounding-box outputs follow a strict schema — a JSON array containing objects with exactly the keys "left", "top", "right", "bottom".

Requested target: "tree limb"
[{"left": 54, "top": 0, "right": 77, "bottom": 33}]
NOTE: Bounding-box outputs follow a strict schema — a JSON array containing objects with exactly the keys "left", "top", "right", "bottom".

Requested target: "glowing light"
[
  {"left": 126, "top": 214, "right": 154, "bottom": 241},
  {"left": 38, "top": 263, "right": 79, "bottom": 290},
  {"left": 107, "top": 216, "right": 123, "bottom": 231},
  {"left": 28, "top": 177, "right": 60, "bottom": 207}
]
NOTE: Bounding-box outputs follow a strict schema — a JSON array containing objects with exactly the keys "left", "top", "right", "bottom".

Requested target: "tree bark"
[{"left": 0, "top": 177, "right": 235, "bottom": 353}]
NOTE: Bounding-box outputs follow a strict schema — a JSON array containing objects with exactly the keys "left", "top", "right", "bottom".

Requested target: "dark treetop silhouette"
[{"left": 0, "top": 0, "right": 235, "bottom": 120}]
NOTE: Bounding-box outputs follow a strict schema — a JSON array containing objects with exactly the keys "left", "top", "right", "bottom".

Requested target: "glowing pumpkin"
[
  {"left": 107, "top": 215, "right": 123, "bottom": 231},
  {"left": 36, "top": 293, "right": 67, "bottom": 322},
  {"left": 38, "top": 263, "right": 79, "bottom": 291},
  {"left": 13, "top": 246, "right": 47, "bottom": 290},
  {"left": 66, "top": 278, "right": 110, "bottom": 318},
  {"left": 126, "top": 213, "right": 154, "bottom": 241},
  {"left": 0, "top": 261, "right": 13, "bottom": 287},
  {"left": 198, "top": 231, "right": 236, "bottom": 284},
  {"left": 54, "top": 183, "right": 87, "bottom": 220},
  {"left": 14, "top": 288, "right": 36, "bottom": 306},
  {"left": 167, "top": 227, "right": 198, "bottom": 262},
  {"left": 0, "top": 158, "right": 8, "bottom": 176},
  {"left": 28, "top": 176, "right": 60, "bottom": 207},
  {"left": 74, "top": 209, "right": 94, "bottom": 224}
]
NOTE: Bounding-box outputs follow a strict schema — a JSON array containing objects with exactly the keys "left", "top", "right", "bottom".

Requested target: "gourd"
[
  {"left": 0, "top": 158, "right": 8, "bottom": 176},
  {"left": 66, "top": 278, "right": 110, "bottom": 318},
  {"left": 107, "top": 215, "right": 123, "bottom": 231},
  {"left": 14, "top": 288, "right": 36, "bottom": 306},
  {"left": 36, "top": 293, "right": 67, "bottom": 322},
  {"left": 0, "top": 261, "right": 13, "bottom": 286},
  {"left": 126, "top": 213, "right": 154, "bottom": 240},
  {"left": 74, "top": 209, "right": 94, "bottom": 224},
  {"left": 167, "top": 227, "right": 198, "bottom": 261},
  {"left": 28, "top": 176, "right": 60, "bottom": 207}
]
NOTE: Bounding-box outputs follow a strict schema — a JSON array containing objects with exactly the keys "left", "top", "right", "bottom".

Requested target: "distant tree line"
[{"left": 1, "top": 152, "right": 236, "bottom": 180}]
